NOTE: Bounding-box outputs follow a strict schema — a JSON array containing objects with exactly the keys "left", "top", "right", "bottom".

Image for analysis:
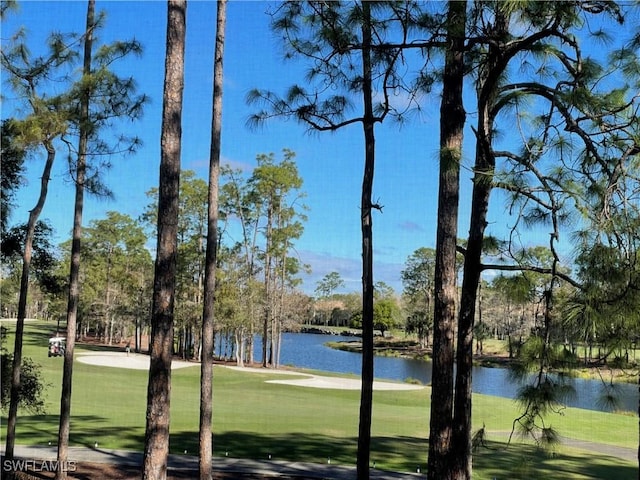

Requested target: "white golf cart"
[{"left": 48, "top": 336, "right": 66, "bottom": 357}]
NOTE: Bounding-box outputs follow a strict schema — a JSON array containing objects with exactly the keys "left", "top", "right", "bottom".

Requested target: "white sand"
[
  {"left": 76, "top": 351, "right": 197, "bottom": 370},
  {"left": 76, "top": 354, "right": 424, "bottom": 391},
  {"left": 224, "top": 365, "right": 425, "bottom": 391}
]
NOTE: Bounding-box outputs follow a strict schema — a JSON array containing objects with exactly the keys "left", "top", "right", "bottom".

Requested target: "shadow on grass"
[
  {"left": 2, "top": 321, "right": 57, "bottom": 349},
  {"left": 6, "top": 418, "right": 634, "bottom": 479},
  {"left": 173, "top": 430, "right": 358, "bottom": 466},
  {"left": 172, "top": 431, "right": 427, "bottom": 472},
  {"left": 169, "top": 431, "right": 636, "bottom": 479},
  {"left": 2, "top": 321, "right": 131, "bottom": 354},
  {"left": 7, "top": 414, "right": 144, "bottom": 453},
  {"left": 474, "top": 440, "right": 637, "bottom": 480}
]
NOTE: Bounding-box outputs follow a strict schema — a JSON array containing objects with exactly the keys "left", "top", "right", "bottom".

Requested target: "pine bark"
[
  {"left": 451, "top": 9, "right": 508, "bottom": 478},
  {"left": 428, "top": 1, "right": 466, "bottom": 479},
  {"left": 4, "top": 140, "right": 56, "bottom": 465},
  {"left": 55, "top": 2, "right": 94, "bottom": 478},
  {"left": 356, "top": 3, "right": 375, "bottom": 479},
  {"left": 199, "top": 0, "right": 226, "bottom": 478},
  {"left": 142, "top": 2, "right": 186, "bottom": 479}
]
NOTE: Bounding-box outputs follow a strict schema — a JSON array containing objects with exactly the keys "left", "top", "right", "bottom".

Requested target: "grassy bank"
[
  {"left": 1, "top": 320, "right": 637, "bottom": 479},
  {"left": 327, "top": 335, "right": 639, "bottom": 384}
]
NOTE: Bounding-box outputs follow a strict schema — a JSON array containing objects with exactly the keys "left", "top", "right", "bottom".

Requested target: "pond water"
[{"left": 238, "top": 332, "right": 638, "bottom": 414}]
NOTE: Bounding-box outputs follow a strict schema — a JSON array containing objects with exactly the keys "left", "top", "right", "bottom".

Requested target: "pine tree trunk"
[
  {"left": 357, "top": 3, "right": 375, "bottom": 479},
  {"left": 452, "top": 7, "right": 508, "bottom": 477},
  {"left": 4, "top": 141, "right": 55, "bottom": 465},
  {"left": 199, "top": 0, "right": 226, "bottom": 478},
  {"left": 142, "top": 2, "right": 186, "bottom": 479},
  {"left": 55, "top": 2, "right": 94, "bottom": 478},
  {"left": 428, "top": 2, "right": 466, "bottom": 478}
]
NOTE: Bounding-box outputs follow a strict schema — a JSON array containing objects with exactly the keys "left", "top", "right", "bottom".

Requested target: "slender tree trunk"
[
  {"left": 451, "top": 55, "right": 494, "bottom": 480},
  {"left": 357, "top": 3, "right": 375, "bottom": 479},
  {"left": 452, "top": 8, "right": 509, "bottom": 478},
  {"left": 428, "top": 2, "right": 465, "bottom": 479},
  {"left": 275, "top": 259, "right": 286, "bottom": 369},
  {"left": 106, "top": 253, "right": 113, "bottom": 345},
  {"left": 263, "top": 205, "right": 273, "bottom": 368},
  {"left": 199, "top": 1, "right": 226, "bottom": 478},
  {"left": 246, "top": 325, "right": 253, "bottom": 364},
  {"left": 135, "top": 316, "right": 141, "bottom": 353},
  {"left": 142, "top": 2, "right": 186, "bottom": 479},
  {"left": 55, "top": 3, "right": 94, "bottom": 478},
  {"left": 235, "top": 329, "right": 245, "bottom": 367},
  {"left": 4, "top": 141, "right": 56, "bottom": 464}
]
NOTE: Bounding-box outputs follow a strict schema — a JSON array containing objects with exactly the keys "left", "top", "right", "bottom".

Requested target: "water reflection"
[
  {"left": 219, "top": 333, "right": 638, "bottom": 412},
  {"left": 219, "top": 332, "right": 638, "bottom": 413}
]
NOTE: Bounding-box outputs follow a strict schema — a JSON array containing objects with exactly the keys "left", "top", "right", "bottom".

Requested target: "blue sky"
[{"left": 4, "top": 1, "right": 631, "bottom": 295}]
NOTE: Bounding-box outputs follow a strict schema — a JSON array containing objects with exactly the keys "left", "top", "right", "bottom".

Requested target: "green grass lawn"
[{"left": 1, "top": 320, "right": 637, "bottom": 479}]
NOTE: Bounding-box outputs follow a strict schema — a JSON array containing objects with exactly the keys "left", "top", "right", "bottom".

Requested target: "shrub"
[{"left": 1, "top": 353, "right": 48, "bottom": 414}]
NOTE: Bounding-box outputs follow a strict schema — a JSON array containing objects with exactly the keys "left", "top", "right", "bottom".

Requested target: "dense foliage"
[{"left": 0, "top": 329, "right": 47, "bottom": 414}]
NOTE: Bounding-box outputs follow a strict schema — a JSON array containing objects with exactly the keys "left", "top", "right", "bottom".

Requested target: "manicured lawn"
[{"left": 1, "top": 320, "right": 636, "bottom": 479}]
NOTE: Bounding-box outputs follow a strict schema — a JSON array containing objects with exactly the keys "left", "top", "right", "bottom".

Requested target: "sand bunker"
[
  {"left": 77, "top": 351, "right": 197, "bottom": 370},
  {"left": 224, "top": 366, "right": 424, "bottom": 391},
  {"left": 76, "top": 354, "right": 424, "bottom": 391}
]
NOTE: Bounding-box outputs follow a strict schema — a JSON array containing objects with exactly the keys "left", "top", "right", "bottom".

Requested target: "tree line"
[
  {"left": 2, "top": 2, "right": 639, "bottom": 480},
  {"left": 249, "top": 2, "right": 638, "bottom": 478}
]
